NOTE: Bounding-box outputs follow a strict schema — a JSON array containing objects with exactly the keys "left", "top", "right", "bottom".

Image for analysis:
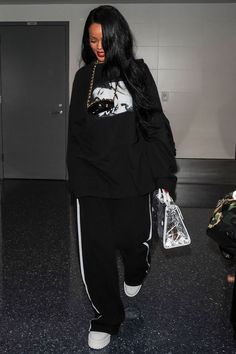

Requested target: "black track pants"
[{"left": 76, "top": 194, "right": 152, "bottom": 334}]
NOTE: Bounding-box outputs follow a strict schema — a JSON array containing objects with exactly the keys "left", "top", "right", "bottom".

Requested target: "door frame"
[{"left": 0, "top": 21, "right": 69, "bottom": 180}]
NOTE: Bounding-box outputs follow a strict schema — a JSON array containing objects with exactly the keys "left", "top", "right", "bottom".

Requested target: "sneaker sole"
[
  {"left": 88, "top": 334, "right": 111, "bottom": 350},
  {"left": 124, "top": 283, "right": 142, "bottom": 297}
]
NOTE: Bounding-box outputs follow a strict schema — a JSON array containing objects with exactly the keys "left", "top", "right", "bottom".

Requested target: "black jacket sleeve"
[{"left": 139, "top": 61, "right": 178, "bottom": 198}]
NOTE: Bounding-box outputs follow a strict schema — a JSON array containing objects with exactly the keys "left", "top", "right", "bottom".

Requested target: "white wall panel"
[
  {"left": 162, "top": 92, "right": 201, "bottom": 116},
  {"left": 135, "top": 46, "right": 158, "bottom": 70},
  {"left": 158, "top": 8, "right": 203, "bottom": 48},
  {"left": 131, "top": 22, "right": 158, "bottom": 47},
  {"left": 158, "top": 46, "right": 201, "bottom": 70},
  {"left": 158, "top": 69, "right": 202, "bottom": 93},
  {"left": 118, "top": 4, "right": 160, "bottom": 24}
]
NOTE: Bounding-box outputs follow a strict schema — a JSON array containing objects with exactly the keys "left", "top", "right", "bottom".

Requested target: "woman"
[{"left": 67, "top": 5, "right": 177, "bottom": 350}]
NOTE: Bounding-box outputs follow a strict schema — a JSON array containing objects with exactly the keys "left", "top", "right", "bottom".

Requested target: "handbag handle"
[
  {"left": 157, "top": 188, "right": 172, "bottom": 206},
  {"left": 87, "top": 61, "right": 118, "bottom": 109}
]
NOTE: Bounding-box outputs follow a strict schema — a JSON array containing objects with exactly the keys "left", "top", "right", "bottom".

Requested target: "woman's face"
[{"left": 88, "top": 23, "right": 105, "bottom": 63}]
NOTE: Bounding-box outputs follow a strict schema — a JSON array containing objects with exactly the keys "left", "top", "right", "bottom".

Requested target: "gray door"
[{"left": 0, "top": 23, "right": 68, "bottom": 179}]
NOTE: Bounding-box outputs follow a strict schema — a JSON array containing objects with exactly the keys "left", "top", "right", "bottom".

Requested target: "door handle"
[{"left": 50, "top": 110, "right": 63, "bottom": 115}]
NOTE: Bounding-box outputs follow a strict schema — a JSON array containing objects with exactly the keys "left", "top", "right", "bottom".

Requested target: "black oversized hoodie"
[{"left": 67, "top": 59, "right": 177, "bottom": 199}]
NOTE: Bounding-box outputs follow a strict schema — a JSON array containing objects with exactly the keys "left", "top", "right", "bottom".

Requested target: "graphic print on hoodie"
[{"left": 91, "top": 81, "right": 133, "bottom": 118}]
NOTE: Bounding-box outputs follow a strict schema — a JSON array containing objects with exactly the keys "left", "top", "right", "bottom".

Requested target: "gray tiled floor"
[{"left": 1, "top": 180, "right": 236, "bottom": 353}]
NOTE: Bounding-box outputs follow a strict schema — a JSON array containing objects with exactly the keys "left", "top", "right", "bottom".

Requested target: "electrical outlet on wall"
[{"left": 161, "top": 91, "right": 169, "bottom": 102}]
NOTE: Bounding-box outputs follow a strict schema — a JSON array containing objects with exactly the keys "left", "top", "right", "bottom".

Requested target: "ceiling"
[{"left": 0, "top": 0, "right": 235, "bottom": 4}]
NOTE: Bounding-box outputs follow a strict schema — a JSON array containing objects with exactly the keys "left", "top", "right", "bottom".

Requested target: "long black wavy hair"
[{"left": 81, "top": 5, "right": 154, "bottom": 117}]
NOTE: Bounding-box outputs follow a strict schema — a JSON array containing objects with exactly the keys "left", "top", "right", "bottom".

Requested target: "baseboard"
[
  {"left": 176, "top": 183, "right": 236, "bottom": 208},
  {"left": 176, "top": 158, "right": 236, "bottom": 185}
]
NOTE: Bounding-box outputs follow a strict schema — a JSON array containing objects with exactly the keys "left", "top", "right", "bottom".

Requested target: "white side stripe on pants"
[
  {"left": 143, "top": 194, "right": 153, "bottom": 271},
  {"left": 76, "top": 199, "right": 101, "bottom": 324}
]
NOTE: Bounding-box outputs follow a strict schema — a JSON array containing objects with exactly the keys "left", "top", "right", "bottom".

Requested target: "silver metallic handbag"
[{"left": 153, "top": 188, "right": 191, "bottom": 249}]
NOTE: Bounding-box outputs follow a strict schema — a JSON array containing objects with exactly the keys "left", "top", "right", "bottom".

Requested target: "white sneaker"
[
  {"left": 124, "top": 282, "right": 142, "bottom": 297},
  {"left": 88, "top": 331, "right": 111, "bottom": 350}
]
